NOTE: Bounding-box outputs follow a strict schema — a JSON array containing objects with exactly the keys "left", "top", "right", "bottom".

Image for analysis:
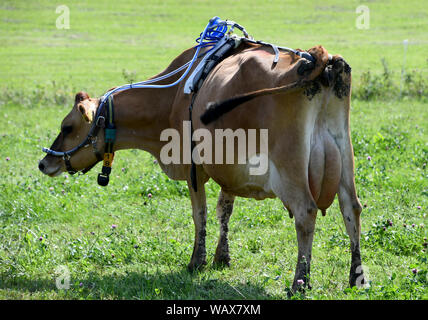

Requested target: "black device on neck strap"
[{"left": 97, "top": 95, "right": 116, "bottom": 186}]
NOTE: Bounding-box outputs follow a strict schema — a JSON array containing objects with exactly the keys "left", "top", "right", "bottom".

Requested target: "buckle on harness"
[
  {"left": 96, "top": 116, "right": 106, "bottom": 128},
  {"left": 63, "top": 153, "right": 77, "bottom": 175}
]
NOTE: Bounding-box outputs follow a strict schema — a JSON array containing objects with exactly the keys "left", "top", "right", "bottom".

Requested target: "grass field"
[{"left": 0, "top": 0, "right": 427, "bottom": 300}]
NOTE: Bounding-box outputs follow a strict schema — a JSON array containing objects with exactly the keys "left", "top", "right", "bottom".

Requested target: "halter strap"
[{"left": 41, "top": 95, "right": 115, "bottom": 182}]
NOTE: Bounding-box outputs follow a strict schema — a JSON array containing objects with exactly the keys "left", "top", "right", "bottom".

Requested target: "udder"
[{"left": 308, "top": 131, "right": 342, "bottom": 211}]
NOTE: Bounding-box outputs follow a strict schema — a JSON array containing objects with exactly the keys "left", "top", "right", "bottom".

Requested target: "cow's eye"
[{"left": 62, "top": 125, "right": 73, "bottom": 136}]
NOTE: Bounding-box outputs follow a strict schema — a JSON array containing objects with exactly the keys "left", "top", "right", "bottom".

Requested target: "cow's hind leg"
[
  {"left": 335, "top": 126, "right": 365, "bottom": 287},
  {"left": 290, "top": 197, "right": 318, "bottom": 293},
  {"left": 187, "top": 178, "right": 208, "bottom": 271},
  {"left": 326, "top": 59, "right": 366, "bottom": 287},
  {"left": 338, "top": 184, "right": 365, "bottom": 287},
  {"left": 322, "top": 56, "right": 365, "bottom": 287},
  {"left": 213, "top": 190, "right": 235, "bottom": 266},
  {"left": 276, "top": 178, "right": 318, "bottom": 293},
  {"left": 336, "top": 134, "right": 365, "bottom": 287}
]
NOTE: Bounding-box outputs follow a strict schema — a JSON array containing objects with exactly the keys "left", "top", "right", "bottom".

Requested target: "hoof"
[
  {"left": 286, "top": 286, "right": 306, "bottom": 299},
  {"left": 213, "top": 253, "right": 231, "bottom": 268},
  {"left": 212, "top": 259, "right": 230, "bottom": 269},
  {"left": 290, "top": 279, "right": 312, "bottom": 296},
  {"left": 349, "top": 264, "right": 366, "bottom": 288},
  {"left": 350, "top": 273, "right": 367, "bottom": 288},
  {"left": 187, "top": 260, "right": 207, "bottom": 272}
]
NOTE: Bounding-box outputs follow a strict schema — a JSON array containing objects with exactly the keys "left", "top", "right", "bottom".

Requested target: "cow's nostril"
[{"left": 38, "top": 162, "right": 45, "bottom": 172}]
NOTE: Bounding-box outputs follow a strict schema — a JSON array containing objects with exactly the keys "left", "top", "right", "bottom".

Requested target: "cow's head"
[{"left": 38, "top": 91, "right": 102, "bottom": 176}]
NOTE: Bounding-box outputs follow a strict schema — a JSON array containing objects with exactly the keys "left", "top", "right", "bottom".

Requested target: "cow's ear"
[
  {"left": 75, "top": 91, "right": 90, "bottom": 103},
  {"left": 77, "top": 99, "right": 97, "bottom": 123}
]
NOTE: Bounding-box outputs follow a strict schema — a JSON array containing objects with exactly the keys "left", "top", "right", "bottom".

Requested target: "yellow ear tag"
[{"left": 103, "top": 153, "right": 114, "bottom": 167}]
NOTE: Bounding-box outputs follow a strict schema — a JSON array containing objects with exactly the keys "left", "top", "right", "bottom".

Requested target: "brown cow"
[{"left": 38, "top": 41, "right": 365, "bottom": 293}]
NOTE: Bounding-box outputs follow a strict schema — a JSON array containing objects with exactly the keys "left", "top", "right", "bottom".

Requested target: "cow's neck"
[
  {"left": 102, "top": 48, "right": 194, "bottom": 180},
  {"left": 112, "top": 86, "right": 178, "bottom": 158}
]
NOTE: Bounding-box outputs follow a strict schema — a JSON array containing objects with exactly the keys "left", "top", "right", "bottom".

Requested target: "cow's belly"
[
  {"left": 203, "top": 131, "right": 342, "bottom": 208},
  {"left": 203, "top": 155, "right": 278, "bottom": 200}
]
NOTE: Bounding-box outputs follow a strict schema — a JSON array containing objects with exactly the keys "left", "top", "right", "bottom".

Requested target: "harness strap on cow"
[
  {"left": 244, "top": 38, "right": 315, "bottom": 62},
  {"left": 187, "top": 37, "right": 237, "bottom": 192},
  {"left": 63, "top": 153, "right": 75, "bottom": 175},
  {"left": 188, "top": 94, "right": 198, "bottom": 192},
  {"left": 272, "top": 44, "right": 279, "bottom": 65},
  {"left": 97, "top": 95, "right": 116, "bottom": 187}
]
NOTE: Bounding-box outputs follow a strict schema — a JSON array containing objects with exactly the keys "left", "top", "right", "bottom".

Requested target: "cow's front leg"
[
  {"left": 187, "top": 179, "right": 208, "bottom": 271},
  {"left": 213, "top": 190, "right": 235, "bottom": 266}
]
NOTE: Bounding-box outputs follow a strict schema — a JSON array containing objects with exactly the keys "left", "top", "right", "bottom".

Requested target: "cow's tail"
[
  {"left": 200, "top": 80, "right": 308, "bottom": 125},
  {"left": 200, "top": 45, "right": 333, "bottom": 125}
]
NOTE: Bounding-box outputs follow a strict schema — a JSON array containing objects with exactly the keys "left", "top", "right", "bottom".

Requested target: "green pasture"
[{"left": 0, "top": 0, "right": 427, "bottom": 299}]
